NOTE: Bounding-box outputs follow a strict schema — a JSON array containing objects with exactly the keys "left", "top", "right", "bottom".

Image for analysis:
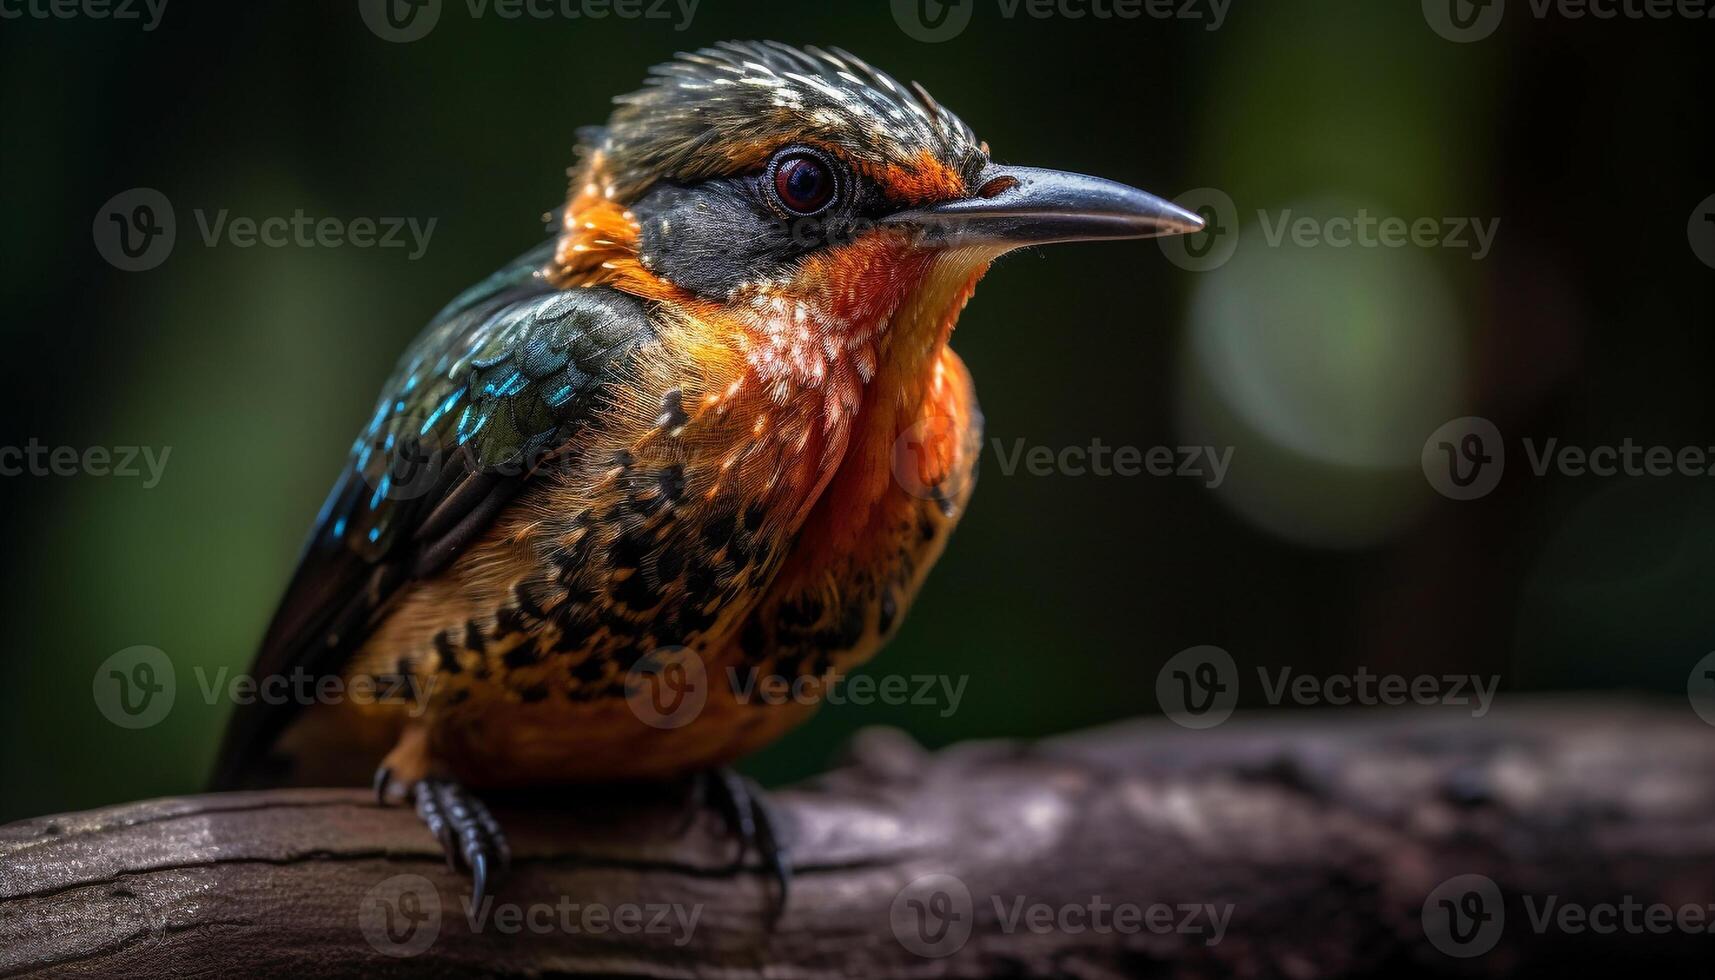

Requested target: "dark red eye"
[{"left": 772, "top": 152, "right": 836, "bottom": 215}]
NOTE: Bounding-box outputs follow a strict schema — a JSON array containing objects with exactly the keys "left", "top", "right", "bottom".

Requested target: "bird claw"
[
  {"left": 383, "top": 767, "right": 778, "bottom": 918},
  {"left": 701, "top": 769, "right": 792, "bottom": 929},
  {"left": 412, "top": 778, "right": 511, "bottom": 905},
  {"left": 372, "top": 765, "right": 394, "bottom": 806}
]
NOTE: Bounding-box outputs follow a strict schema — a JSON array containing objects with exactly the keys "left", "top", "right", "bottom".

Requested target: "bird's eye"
[{"left": 770, "top": 150, "right": 837, "bottom": 215}]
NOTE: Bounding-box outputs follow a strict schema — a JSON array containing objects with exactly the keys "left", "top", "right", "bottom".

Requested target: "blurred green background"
[{"left": 1, "top": 1, "right": 1710, "bottom": 823}]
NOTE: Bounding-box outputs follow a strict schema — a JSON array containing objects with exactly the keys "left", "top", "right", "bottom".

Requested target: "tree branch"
[{"left": 3, "top": 699, "right": 1713, "bottom": 978}]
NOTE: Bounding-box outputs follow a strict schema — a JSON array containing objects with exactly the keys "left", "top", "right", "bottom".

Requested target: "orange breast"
[{"left": 283, "top": 236, "right": 995, "bottom": 788}]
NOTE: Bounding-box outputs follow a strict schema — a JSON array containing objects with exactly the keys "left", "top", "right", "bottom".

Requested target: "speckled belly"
[{"left": 290, "top": 343, "right": 981, "bottom": 788}]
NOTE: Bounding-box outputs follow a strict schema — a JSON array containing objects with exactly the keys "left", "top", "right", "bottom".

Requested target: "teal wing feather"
[{"left": 211, "top": 241, "right": 655, "bottom": 787}]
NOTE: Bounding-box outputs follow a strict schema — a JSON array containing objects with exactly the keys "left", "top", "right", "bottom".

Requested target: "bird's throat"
[
  {"left": 787, "top": 245, "right": 994, "bottom": 557},
  {"left": 547, "top": 187, "right": 994, "bottom": 538}
]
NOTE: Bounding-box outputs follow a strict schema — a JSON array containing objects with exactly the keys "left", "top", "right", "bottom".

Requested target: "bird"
[{"left": 210, "top": 40, "right": 1203, "bottom": 916}]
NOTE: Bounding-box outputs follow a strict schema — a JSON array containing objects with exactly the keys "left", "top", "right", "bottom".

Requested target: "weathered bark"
[{"left": 2, "top": 699, "right": 1712, "bottom": 978}]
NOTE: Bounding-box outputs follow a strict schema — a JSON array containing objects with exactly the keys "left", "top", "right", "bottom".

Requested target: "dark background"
[{"left": 1, "top": 0, "right": 1710, "bottom": 824}]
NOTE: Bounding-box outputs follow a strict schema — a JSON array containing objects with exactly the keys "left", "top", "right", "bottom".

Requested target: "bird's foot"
[
  {"left": 698, "top": 768, "right": 791, "bottom": 928},
  {"left": 374, "top": 764, "right": 511, "bottom": 905}
]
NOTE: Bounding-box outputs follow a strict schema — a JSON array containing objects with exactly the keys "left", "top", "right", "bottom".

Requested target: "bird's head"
[{"left": 550, "top": 41, "right": 1201, "bottom": 395}]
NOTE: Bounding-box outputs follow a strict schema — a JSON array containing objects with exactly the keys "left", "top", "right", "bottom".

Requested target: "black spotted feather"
[{"left": 211, "top": 241, "right": 656, "bottom": 788}]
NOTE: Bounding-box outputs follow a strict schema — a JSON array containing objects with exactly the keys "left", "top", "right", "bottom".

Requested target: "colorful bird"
[{"left": 211, "top": 40, "right": 1202, "bottom": 914}]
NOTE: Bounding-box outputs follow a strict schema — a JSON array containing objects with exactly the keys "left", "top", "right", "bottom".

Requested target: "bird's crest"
[
  {"left": 551, "top": 42, "right": 992, "bottom": 298},
  {"left": 582, "top": 41, "right": 987, "bottom": 205}
]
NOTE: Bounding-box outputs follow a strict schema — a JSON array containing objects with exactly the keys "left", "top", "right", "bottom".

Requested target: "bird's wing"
[{"left": 211, "top": 241, "right": 655, "bottom": 788}]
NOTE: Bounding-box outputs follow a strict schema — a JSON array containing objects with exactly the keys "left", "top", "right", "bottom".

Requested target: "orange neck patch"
[{"left": 544, "top": 158, "right": 991, "bottom": 516}]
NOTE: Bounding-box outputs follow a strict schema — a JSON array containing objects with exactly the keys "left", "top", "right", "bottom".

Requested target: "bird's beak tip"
[
  {"left": 1167, "top": 203, "right": 1207, "bottom": 236},
  {"left": 892, "top": 165, "right": 1205, "bottom": 248}
]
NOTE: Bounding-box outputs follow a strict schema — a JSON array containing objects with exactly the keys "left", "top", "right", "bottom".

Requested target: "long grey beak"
[{"left": 889, "top": 165, "right": 1205, "bottom": 247}]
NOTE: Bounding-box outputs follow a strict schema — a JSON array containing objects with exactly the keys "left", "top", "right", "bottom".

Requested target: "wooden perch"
[{"left": 3, "top": 698, "right": 1714, "bottom": 978}]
